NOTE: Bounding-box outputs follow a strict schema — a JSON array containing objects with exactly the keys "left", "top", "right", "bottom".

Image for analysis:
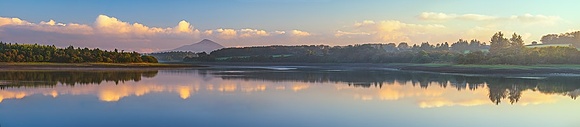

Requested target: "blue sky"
[{"left": 1, "top": 0, "right": 579, "bottom": 52}]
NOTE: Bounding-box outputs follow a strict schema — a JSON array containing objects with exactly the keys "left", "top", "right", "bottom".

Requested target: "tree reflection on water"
[
  {"left": 0, "top": 70, "right": 158, "bottom": 88},
  {"left": 211, "top": 69, "right": 580, "bottom": 105},
  {"left": 1, "top": 69, "right": 579, "bottom": 105}
]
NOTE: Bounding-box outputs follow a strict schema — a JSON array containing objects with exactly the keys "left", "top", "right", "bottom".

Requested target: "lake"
[{"left": 0, "top": 66, "right": 579, "bottom": 127}]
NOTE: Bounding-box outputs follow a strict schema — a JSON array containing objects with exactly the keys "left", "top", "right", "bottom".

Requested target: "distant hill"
[
  {"left": 164, "top": 39, "right": 224, "bottom": 53},
  {"left": 149, "top": 51, "right": 198, "bottom": 62}
]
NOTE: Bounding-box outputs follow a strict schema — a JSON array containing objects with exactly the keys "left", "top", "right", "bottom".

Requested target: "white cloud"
[
  {"left": 0, "top": 18, "right": 93, "bottom": 35},
  {"left": 354, "top": 20, "right": 376, "bottom": 27},
  {"left": 0, "top": 15, "right": 203, "bottom": 52},
  {"left": 274, "top": 30, "right": 286, "bottom": 34},
  {"left": 418, "top": 12, "right": 452, "bottom": 20},
  {"left": 40, "top": 19, "right": 56, "bottom": 26},
  {"left": 334, "top": 30, "right": 371, "bottom": 37},
  {"left": 37, "top": 23, "right": 94, "bottom": 35},
  {"left": 0, "top": 17, "right": 30, "bottom": 26},
  {"left": 419, "top": 12, "right": 497, "bottom": 21},
  {"left": 418, "top": 12, "right": 561, "bottom": 25},
  {"left": 95, "top": 15, "right": 134, "bottom": 34},
  {"left": 203, "top": 30, "right": 213, "bottom": 36},
  {"left": 239, "top": 29, "right": 270, "bottom": 38},
  {"left": 0, "top": 15, "right": 317, "bottom": 50},
  {"left": 94, "top": 15, "right": 199, "bottom": 37},
  {"left": 510, "top": 14, "right": 560, "bottom": 25},
  {"left": 176, "top": 20, "right": 194, "bottom": 33},
  {"left": 204, "top": 28, "right": 281, "bottom": 39},
  {"left": 0, "top": 15, "right": 323, "bottom": 52},
  {"left": 290, "top": 30, "right": 311, "bottom": 37},
  {"left": 344, "top": 20, "right": 446, "bottom": 42},
  {"left": 458, "top": 14, "right": 497, "bottom": 21},
  {"left": 216, "top": 28, "right": 238, "bottom": 39}
]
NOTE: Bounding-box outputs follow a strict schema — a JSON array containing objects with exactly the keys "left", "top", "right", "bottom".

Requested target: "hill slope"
[{"left": 165, "top": 39, "right": 224, "bottom": 53}]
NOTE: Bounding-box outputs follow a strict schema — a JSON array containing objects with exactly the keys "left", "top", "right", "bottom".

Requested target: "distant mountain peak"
[
  {"left": 163, "top": 39, "right": 224, "bottom": 53},
  {"left": 197, "top": 39, "right": 219, "bottom": 45}
]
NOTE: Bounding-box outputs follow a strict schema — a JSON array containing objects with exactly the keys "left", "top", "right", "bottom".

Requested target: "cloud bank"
[
  {"left": 418, "top": 12, "right": 561, "bottom": 25},
  {"left": 0, "top": 12, "right": 567, "bottom": 52},
  {"left": 0, "top": 15, "right": 313, "bottom": 52},
  {"left": 336, "top": 12, "right": 563, "bottom": 45},
  {"left": 337, "top": 20, "right": 446, "bottom": 43}
]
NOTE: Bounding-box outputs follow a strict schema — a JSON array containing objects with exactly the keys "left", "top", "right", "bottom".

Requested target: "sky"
[{"left": 1, "top": 0, "right": 579, "bottom": 52}]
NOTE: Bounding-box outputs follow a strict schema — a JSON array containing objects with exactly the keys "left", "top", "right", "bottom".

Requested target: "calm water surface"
[{"left": 1, "top": 66, "right": 579, "bottom": 127}]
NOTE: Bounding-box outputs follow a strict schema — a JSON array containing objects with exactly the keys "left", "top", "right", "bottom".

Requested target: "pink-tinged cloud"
[
  {"left": 1, "top": 12, "right": 559, "bottom": 52},
  {"left": 419, "top": 12, "right": 561, "bottom": 25},
  {"left": 273, "top": 30, "right": 286, "bottom": 34},
  {"left": 0, "top": 15, "right": 318, "bottom": 52},
  {"left": 0, "top": 14, "right": 519, "bottom": 52},
  {"left": 334, "top": 30, "right": 371, "bottom": 37},
  {"left": 290, "top": 30, "right": 311, "bottom": 37},
  {"left": 418, "top": 12, "right": 497, "bottom": 21},
  {"left": 0, "top": 17, "right": 30, "bottom": 26},
  {"left": 204, "top": 29, "right": 308, "bottom": 38},
  {"left": 203, "top": 30, "right": 213, "bottom": 36},
  {"left": 239, "top": 29, "right": 270, "bottom": 38},
  {"left": 338, "top": 20, "right": 446, "bottom": 43},
  {"left": 94, "top": 15, "right": 199, "bottom": 37},
  {"left": 215, "top": 28, "right": 238, "bottom": 39},
  {"left": 0, "top": 15, "right": 204, "bottom": 52}
]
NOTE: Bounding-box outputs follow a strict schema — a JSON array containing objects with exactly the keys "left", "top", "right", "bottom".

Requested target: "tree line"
[
  {"left": 541, "top": 31, "right": 580, "bottom": 46},
  {"left": 185, "top": 40, "right": 487, "bottom": 63},
  {"left": 185, "top": 31, "right": 580, "bottom": 65},
  {"left": 184, "top": 39, "right": 485, "bottom": 63},
  {"left": 0, "top": 42, "right": 158, "bottom": 63},
  {"left": 458, "top": 32, "right": 580, "bottom": 64},
  {"left": 148, "top": 51, "right": 198, "bottom": 62}
]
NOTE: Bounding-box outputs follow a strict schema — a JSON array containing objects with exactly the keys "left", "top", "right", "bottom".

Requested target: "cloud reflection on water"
[{"left": 0, "top": 69, "right": 578, "bottom": 108}]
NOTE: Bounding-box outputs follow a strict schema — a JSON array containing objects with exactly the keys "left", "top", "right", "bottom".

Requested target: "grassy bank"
[
  {"left": 389, "top": 63, "right": 580, "bottom": 74},
  {"left": 190, "top": 62, "right": 580, "bottom": 74},
  {"left": 0, "top": 62, "right": 204, "bottom": 69},
  {"left": 395, "top": 63, "right": 580, "bottom": 70}
]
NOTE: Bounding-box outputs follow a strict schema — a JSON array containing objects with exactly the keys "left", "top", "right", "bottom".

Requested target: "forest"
[
  {"left": 185, "top": 40, "right": 486, "bottom": 63},
  {"left": 185, "top": 31, "right": 580, "bottom": 65},
  {"left": 0, "top": 42, "right": 158, "bottom": 63},
  {"left": 541, "top": 31, "right": 580, "bottom": 46},
  {"left": 458, "top": 32, "right": 580, "bottom": 64},
  {"left": 149, "top": 51, "right": 198, "bottom": 62}
]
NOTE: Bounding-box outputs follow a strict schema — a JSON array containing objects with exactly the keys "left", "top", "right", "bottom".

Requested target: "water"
[{"left": 0, "top": 67, "right": 579, "bottom": 127}]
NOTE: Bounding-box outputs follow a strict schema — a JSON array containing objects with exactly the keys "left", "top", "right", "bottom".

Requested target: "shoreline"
[
  {"left": 0, "top": 62, "right": 205, "bottom": 70},
  {"left": 397, "top": 65, "right": 577, "bottom": 75},
  {"left": 189, "top": 62, "right": 580, "bottom": 75},
  {"left": 3, "top": 62, "right": 580, "bottom": 75}
]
